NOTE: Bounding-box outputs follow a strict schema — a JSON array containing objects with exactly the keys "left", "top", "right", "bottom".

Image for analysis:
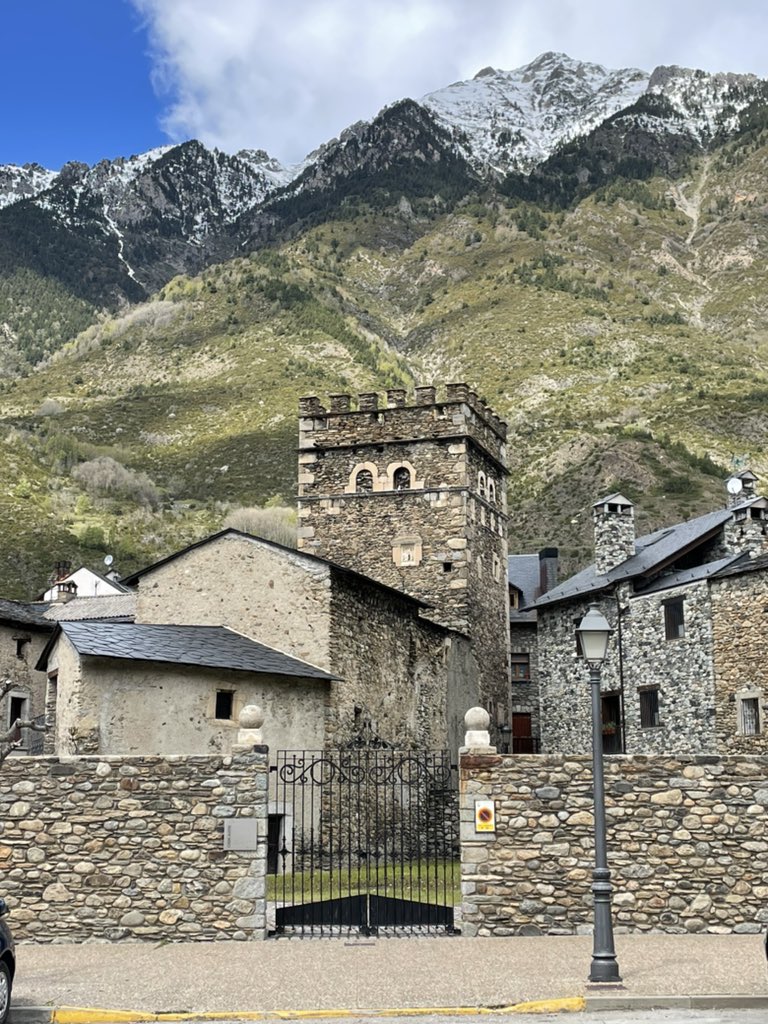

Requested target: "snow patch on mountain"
[
  {"left": 648, "top": 65, "right": 765, "bottom": 140},
  {"left": 0, "top": 163, "right": 57, "bottom": 210},
  {"left": 421, "top": 52, "right": 649, "bottom": 173}
]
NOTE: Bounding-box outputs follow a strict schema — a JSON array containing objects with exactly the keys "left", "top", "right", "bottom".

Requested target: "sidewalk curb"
[
  {"left": 585, "top": 994, "right": 768, "bottom": 1011},
  {"left": 11, "top": 994, "right": 768, "bottom": 1022},
  {"left": 11, "top": 999, "right": 586, "bottom": 1024}
]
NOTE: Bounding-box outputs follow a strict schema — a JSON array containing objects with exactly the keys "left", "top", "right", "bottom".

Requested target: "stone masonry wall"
[
  {"left": 538, "top": 581, "right": 717, "bottom": 755},
  {"left": 711, "top": 568, "right": 768, "bottom": 753},
  {"left": 328, "top": 574, "right": 472, "bottom": 753},
  {"left": 0, "top": 749, "right": 268, "bottom": 943},
  {"left": 0, "top": 623, "right": 51, "bottom": 743},
  {"left": 460, "top": 752, "right": 768, "bottom": 936}
]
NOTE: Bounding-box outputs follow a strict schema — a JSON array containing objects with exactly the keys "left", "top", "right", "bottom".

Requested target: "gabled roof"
[
  {"left": 44, "top": 594, "right": 136, "bottom": 622},
  {"left": 37, "top": 621, "right": 338, "bottom": 680},
  {"left": 508, "top": 555, "right": 540, "bottom": 623},
  {"left": 0, "top": 598, "right": 53, "bottom": 631},
  {"left": 120, "top": 528, "right": 433, "bottom": 610},
  {"left": 531, "top": 506, "right": 736, "bottom": 610}
]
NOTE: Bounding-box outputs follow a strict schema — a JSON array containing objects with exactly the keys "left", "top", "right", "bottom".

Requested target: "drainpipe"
[{"left": 615, "top": 592, "right": 627, "bottom": 754}]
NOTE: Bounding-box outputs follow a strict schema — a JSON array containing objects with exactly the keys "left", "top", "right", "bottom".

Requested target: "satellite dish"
[
  {"left": 104, "top": 554, "right": 114, "bottom": 566},
  {"left": 726, "top": 477, "right": 743, "bottom": 495}
]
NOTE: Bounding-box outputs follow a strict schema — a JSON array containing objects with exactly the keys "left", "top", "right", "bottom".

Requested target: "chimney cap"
[{"left": 593, "top": 492, "right": 634, "bottom": 511}]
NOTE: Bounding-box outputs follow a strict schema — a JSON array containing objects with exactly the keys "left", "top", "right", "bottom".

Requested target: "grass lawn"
[{"left": 267, "top": 858, "right": 460, "bottom": 906}]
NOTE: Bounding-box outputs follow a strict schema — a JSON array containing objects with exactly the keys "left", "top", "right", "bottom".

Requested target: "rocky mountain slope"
[{"left": 1, "top": 52, "right": 768, "bottom": 597}]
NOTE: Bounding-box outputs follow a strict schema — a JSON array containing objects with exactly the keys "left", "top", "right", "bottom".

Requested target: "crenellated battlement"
[{"left": 299, "top": 382, "right": 508, "bottom": 444}]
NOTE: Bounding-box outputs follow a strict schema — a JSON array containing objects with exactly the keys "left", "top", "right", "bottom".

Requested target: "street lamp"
[
  {"left": 576, "top": 603, "right": 622, "bottom": 984},
  {"left": 499, "top": 722, "right": 511, "bottom": 754}
]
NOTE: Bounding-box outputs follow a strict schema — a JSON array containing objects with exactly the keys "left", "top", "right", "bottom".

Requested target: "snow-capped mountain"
[
  {"left": 422, "top": 52, "right": 650, "bottom": 174},
  {"left": 2, "top": 50, "right": 768, "bottom": 368},
  {"left": 421, "top": 52, "right": 767, "bottom": 175}
]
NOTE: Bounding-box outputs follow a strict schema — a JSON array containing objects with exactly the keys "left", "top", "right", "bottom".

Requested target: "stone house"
[
  {"left": 25, "top": 382, "right": 506, "bottom": 760},
  {"left": 36, "top": 618, "right": 335, "bottom": 756},
  {"left": 0, "top": 599, "right": 53, "bottom": 750},
  {"left": 532, "top": 472, "right": 768, "bottom": 755},
  {"left": 38, "top": 529, "right": 475, "bottom": 757}
]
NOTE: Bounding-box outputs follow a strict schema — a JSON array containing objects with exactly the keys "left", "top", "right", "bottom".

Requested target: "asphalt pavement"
[{"left": 8, "top": 933, "right": 768, "bottom": 1022}]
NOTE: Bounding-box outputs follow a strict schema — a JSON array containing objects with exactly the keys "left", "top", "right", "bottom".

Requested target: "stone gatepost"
[
  {"left": 459, "top": 707, "right": 501, "bottom": 937},
  {"left": 219, "top": 705, "right": 269, "bottom": 939}
]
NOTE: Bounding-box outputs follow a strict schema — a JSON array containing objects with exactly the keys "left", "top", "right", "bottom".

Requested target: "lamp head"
[{"left": 577, "top": 603, "right": 613, "bottom": 666}]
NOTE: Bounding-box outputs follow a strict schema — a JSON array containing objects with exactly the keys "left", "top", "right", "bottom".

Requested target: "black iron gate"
[{"left": 269, "top": 748, "right": 459, "bottom": 937}]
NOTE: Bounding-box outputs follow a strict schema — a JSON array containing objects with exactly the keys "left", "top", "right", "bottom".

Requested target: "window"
[
  {"left": 215, "top": 690, "right": 235, "bottom": 720},
  {"left": 478, "top": 472, "right": 486, "bottom": 498},
  {"left": 7, "top": 693, "right": 29, "bottom": 745},
  {"left": 511, "top": 654, "right": 530, "bottom": 682},
  {"left": 664, "top": 598, "right": 685, "bottom": 640},
  {"left": 740, "top": 697, "right": 760, "bottom": 736},
  {"left": 393, "top": 467, "right": 411, "bottom": 490},
  {"left": 442, "top": 561, "right": 453, "bottom": 573},
  {"left": 355, "top": 469, "right": 374, "bottom": 492},
  {"left": 14, "top": 636, "right": 30, "bottom": 660},
  {"left": 488, "top": 480, "right": 496, "bottom": 504},
  {"left": 492, "top": 554, "right": 501, "bottom": 581},
  {"left": 640, "top": 688, "right": 660, "bottom": 728},
  {"left": 509, "top": 587, "right": 520, "bottom": 610}
]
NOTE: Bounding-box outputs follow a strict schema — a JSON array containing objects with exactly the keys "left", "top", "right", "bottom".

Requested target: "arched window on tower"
[
  {"left": 478, "top": 472, "right": 487, "bottom": 499},
  {"left": 393, "top": 467, "right": 411, "bottom": 490},
  {"left": 355, "top": 469, "right": 374, "bottom": 492},
  {"left": 488, "top": 480, "right": 496, "bottom": 504}
]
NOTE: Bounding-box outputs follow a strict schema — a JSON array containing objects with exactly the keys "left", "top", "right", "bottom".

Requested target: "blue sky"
[
  {"left": 2, "top": 2, "right": 164, "bottom": 168},
  {"left": 5, "top": 1, "right": 768, "bottom": 170}
]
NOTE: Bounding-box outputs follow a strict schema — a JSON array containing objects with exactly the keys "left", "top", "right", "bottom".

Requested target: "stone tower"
[{"left": 297, "top": 383, "right": 511, "bottom": 720}]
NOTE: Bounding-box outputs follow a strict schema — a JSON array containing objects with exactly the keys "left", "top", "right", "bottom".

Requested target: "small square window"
[
  {"left": 664, "top": 599, "right": 685, "bottom": 640},
  {"left": 215, "top": 690, "right": 234, "bottom": 720},
  {"left": 511, "top": 654, "right": 530, "bottom": 682},
  {"left": 640, "top": 688, "right": 660, "bottom": 728}
]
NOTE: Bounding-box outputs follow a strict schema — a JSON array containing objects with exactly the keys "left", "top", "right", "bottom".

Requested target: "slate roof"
[
  {"left": 0, "top": 598, "right": 53, "bottom": 631},
  {"left": 531, "top": 506, "right": 735, "bottom": 609},
  {"left": 507, "top": 555, "right": 540, "bottom": 623},
  {"left": 44, "top": 594, "right": 136, "bottom": 622},
  {"left": 37, "top": 621, "right": 337, "bottom": 680},
  {"left": 711, "top": 550, "right": 768, "bottom": 580},
  {"left": 632, "top": 553, "right": 745, "bottom": 597}
]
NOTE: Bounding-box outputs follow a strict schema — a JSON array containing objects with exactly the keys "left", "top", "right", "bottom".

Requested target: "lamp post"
[
  {"left": 499, "top": 723, "right": 511, "bottom": 754},
  {"left": 576, "top": 603, "right": 622, "bottom": 984}
]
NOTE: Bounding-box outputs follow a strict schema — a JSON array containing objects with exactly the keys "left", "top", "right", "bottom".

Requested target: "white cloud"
[{"left": 131, "top": 0, "right": 768, "bottom": 164}]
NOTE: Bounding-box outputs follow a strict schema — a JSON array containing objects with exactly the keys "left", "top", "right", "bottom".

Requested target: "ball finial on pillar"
[
  {"left": 463, "top": 706, "right": 495, "bottom": 751},
  {"left": 232, "top": 704, "right": 264, "bottom": 752}
]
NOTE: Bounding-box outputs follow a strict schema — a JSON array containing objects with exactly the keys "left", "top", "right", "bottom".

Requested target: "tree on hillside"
[{"left": 0, "top": 679, "right": 46, "bottom": 763}]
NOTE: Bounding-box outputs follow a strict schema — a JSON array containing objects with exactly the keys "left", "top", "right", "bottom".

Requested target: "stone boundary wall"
[
  {"left": 0, "top": 749, "right": 268, "bottom": 943},
  {"left": 460, "top": 752, "right": 768, "bottom": 937}
]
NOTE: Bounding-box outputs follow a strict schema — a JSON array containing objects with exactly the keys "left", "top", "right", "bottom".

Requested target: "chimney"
[
  {"left": 592, "top": 494, "right": 636, "bottom": 576},
  {"left": 52, "top": 560, "right": 72, "bottom": 583},
  {"left": 538, "top": 548, "right": 559, "bottom": 596},
  {"left": 54, "top": 580, "right": 78, "bottom": 604},
  {"left": 726, "top": 469, "right": 758, "bottom": 507}
]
